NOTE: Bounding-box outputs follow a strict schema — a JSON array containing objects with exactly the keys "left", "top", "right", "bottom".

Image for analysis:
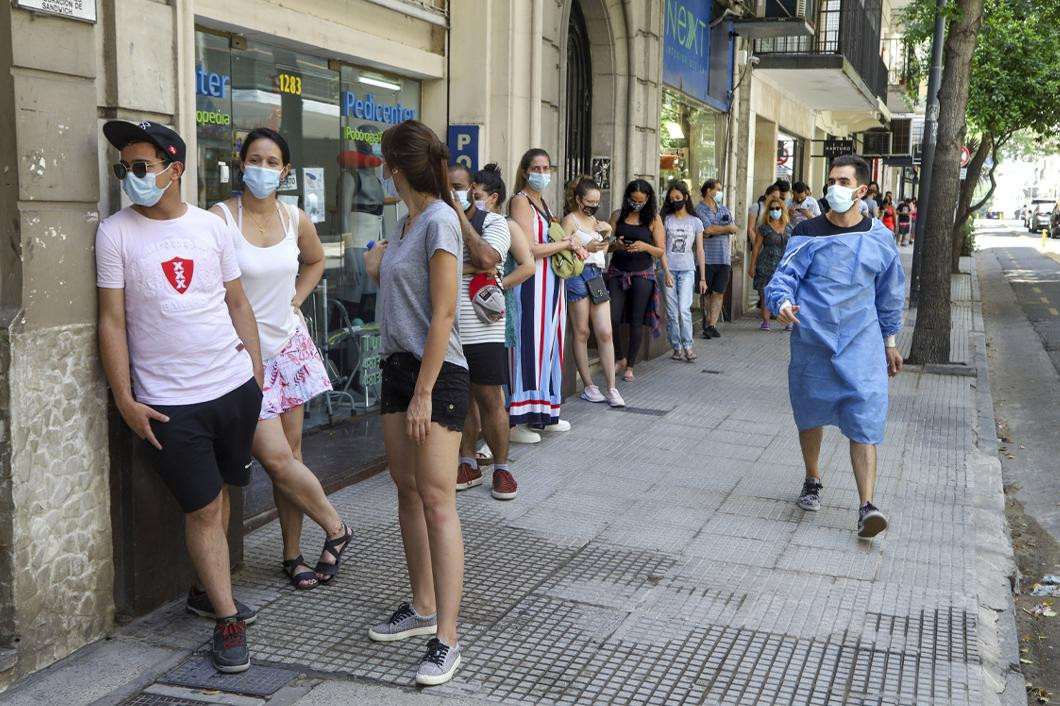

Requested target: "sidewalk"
[{"left": 4, "top": 257, "right": 1024, "bottom": 706}]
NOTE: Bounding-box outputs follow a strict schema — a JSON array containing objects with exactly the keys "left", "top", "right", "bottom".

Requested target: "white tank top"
[{"left": 217, "top": 200, "right": 300, "bottom": 360}]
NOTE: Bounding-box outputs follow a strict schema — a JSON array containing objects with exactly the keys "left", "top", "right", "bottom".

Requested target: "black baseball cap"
[{"left": 103, "top": 120, "right": 186, "bottom": 165}]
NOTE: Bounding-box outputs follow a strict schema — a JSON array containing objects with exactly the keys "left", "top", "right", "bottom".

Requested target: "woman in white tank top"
[{"left": 209, "top": 128, "right": 351, "bottom": 591}]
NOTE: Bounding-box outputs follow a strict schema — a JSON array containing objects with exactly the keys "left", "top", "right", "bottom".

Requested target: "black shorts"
[
  {"left": 147, "top": 377, "right": 262, "bottom": 514},
  {"left": 703, "top": 264, "right": 732, "bottom": 294},
  {"left": 381, "top": 353, "right": 470, "bottom": 432},
  {"left": 463, "top": 342, "right": 509, "bottom": 386}
]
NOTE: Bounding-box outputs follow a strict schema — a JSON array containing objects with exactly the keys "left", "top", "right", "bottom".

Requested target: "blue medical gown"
[{"left": 764, "top": 223, "right": 905, "bottom": 444}]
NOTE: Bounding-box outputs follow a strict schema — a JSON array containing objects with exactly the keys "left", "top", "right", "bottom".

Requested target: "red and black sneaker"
[
  {"left": 212, "top": 616, "right": 250, "bottom": 673},
  {"left": 491, "top": 469, "right": 518, "bottom": 500},
  {"left": 456, "top": 463, "right": 483, "bottom": 491}
]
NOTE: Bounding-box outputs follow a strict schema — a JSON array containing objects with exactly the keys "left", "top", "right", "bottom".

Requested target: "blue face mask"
[
  {"left": 242, "top": 165, "right": 282, "bottom": 199},
  {"left": 769, "top": 208, "right": 783, "bottom": 220},
  {"left": 714, "top": 191, "right": 725, "bottom": 205},
  {"left": 527, "top": 172, "right": 551, "bottom": 192},
  {"left": 382, "top": 175, "right": 400, "bottom": 200},
  {"left": 122, "top": 164, "right": 172, "bottom": 207}
]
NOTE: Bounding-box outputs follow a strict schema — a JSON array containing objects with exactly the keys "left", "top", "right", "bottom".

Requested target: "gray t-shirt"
[
  {"left": 663, "top": 213, "right": 701, "bottom": 272},
  {"left": 379, "top": 199, "right": 467, "bottom": 368}
]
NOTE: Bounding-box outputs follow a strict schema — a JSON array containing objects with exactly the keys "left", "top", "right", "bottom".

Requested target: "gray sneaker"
[
  {"left": 368, "top": 601, "right": 437, "bottom": 642},
  {"left": 415, "top": 638, "right": 461, "bottom": 686},
  {"left": 796, "top": 478, "right": 823, "bottom": 511}
]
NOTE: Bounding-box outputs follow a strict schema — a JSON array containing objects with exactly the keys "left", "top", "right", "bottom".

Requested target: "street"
[
  {"left": 2, "top": 249, "right": 1025, "bottom": 706},
  {"left": 977, "top": 220, "right": 1060, "bottom": 702}
]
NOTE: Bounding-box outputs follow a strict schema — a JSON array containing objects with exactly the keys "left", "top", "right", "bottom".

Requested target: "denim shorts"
[{"left": 566, "top": 264, "right": 603, "bottom": 303}]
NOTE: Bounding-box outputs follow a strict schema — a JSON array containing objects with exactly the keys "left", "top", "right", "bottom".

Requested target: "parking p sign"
[{"left": 447, "top": 125, "right": 479, "bottom": 173}]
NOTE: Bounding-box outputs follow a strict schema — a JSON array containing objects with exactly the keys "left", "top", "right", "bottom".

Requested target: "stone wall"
[{"left": 4, "top": 325, "right": 112, "bottom": 686}]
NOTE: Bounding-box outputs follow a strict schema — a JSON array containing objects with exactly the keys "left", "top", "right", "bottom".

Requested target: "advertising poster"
[{"left": 303, "top": 167, "right": 326, "bottom": 223}]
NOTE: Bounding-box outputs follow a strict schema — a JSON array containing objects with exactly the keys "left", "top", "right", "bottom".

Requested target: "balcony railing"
[
  {"left": 881, "top": 37, "right": 916, "bottom": 87},
  {"left": 754, "top": 0, "right": 888, "bottom": 101}
]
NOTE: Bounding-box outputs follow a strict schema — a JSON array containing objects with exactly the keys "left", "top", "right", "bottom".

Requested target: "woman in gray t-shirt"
[
  {"left": 660, "top": 182, "right": 705, "bottom": 361},
  {"left": 364, "top": 120, "right": 468, "bottom": 687}
]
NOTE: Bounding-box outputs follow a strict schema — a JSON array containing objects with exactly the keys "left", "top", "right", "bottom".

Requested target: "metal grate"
[
  {"left": 158, "top": 656, "right": 296, "bottom": 697},
  {"left": 564, "top": 0, "right": 592, "bottom": 190},
  {"left": 121, "top": 694, "right": 210, "bottom": 706}
]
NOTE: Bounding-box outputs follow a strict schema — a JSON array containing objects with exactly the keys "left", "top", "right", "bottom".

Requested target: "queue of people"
[{"left": 95, "top": 115, "right": 904, "bottom": 687}]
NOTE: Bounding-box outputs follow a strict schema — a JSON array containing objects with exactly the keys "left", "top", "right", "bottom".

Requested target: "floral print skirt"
[{"left": 259, "top": 321, "right": 332, "bottom": 420}]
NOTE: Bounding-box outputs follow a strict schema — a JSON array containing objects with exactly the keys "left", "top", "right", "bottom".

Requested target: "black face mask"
[
  {"left": 670, "top": 199, "right": 685, "bottom": 210},
  {"left": 582, "top": 204, "right": 599, "bottom": 216}
]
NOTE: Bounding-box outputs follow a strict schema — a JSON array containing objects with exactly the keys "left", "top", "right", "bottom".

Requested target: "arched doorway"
[{"left": 564, "top": 0, "right": 592, "bottom": 189}]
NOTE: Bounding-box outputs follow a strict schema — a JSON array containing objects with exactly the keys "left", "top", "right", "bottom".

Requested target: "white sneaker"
[
  {"left": 509, "top": 425, "right": 541, "bottom": 444},
  {"left": 605, "top": 388, "right": 626, "bottom": 407},
  {"left": 580, "top": 385, "right": 606, "bottom": 403},
  {"left": 541, "top": 419, "right": 571, "bottom": 432}
]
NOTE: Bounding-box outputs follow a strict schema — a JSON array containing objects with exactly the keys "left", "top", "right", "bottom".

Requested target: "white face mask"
[
  {"left": 826, "top": 184, "right": 861, "bottom": 213},
  {"left": 474, "top": 198, "right": 489, "bottom": 212},
  {"left": 382, "top": 175, "right": 399, "bottom": 200},
  {"left": 713, "top": 191, "right": 724, "bottom": 205},
  {"left": 453, "top": 189, "right": 470, "bottom": 210}
]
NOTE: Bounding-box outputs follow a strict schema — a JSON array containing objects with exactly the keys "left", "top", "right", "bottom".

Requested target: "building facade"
[{"left": 0, "top": 0, "right": 904, "bottom": 690}]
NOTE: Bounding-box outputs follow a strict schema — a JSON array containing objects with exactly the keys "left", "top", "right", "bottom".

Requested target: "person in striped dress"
[{"left": 507, "top": 149, "right": 579, "bottom": 442}]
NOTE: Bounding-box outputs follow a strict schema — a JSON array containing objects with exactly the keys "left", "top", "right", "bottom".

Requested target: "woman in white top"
[
  {"left": 210, "top": 128, "right": 350, "bottom": 591},
  {"left": 561, "top": 176, "right": 624, "bottom": 407}
]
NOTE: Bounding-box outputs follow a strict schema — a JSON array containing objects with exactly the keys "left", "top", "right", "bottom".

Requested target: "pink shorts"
[{"left": 260, "top": 322, "right": 332, "bottom": 420}]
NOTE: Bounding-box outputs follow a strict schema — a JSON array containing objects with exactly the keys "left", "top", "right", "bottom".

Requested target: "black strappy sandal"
[
  {"left": 282, "top": 555, "right": 319, "bottom": 591},
  {"left": 315, "top": 523, "right": 353, "bottom": 584}
]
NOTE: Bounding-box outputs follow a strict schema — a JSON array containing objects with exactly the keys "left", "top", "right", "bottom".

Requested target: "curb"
[{"left": 966, "top": 253, "right": 1026, "bottom": 706}]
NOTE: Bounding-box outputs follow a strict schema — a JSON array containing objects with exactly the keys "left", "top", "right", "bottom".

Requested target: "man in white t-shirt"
[
  {"left": 96, "top": 121, "right": 264, "bottom": 674},
  {"left": 790, "top": 182, "right": 822, "bottom": 226},
  {"left": 447, "top": 164, "right": 518, "bottom": 501}
]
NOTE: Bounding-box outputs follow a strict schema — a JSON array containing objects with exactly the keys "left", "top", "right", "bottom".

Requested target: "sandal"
[
  {"left": 684, "top": 349, "right": 697, "bottom": 362},
  {"left": 671, "top": 350, "right": 684, "bottom": 361},
  {"left": 315, "top": 523, "right": 353, "bottom": 584},
  {"left": 282, "top": 555, "right": 319, "bottom": 591},
  {"left": 623, "top": 368, "right": 635, "bottom": 382}
]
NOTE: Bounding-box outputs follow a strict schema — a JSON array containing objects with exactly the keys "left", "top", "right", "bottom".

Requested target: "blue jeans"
[{"left": 663, "top": 270, "right": 695, "bottom": 350}]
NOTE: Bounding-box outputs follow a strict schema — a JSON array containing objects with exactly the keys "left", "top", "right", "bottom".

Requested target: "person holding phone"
[
  {"left": 695, "top": 179, "right": 737, "bottom": 339},
  {"left": 562, "top": 176, "right": 624, "bottom": 406}
]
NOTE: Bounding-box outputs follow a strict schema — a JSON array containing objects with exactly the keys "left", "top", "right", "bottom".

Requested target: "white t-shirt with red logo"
[{"left": 95, "top": 204, "right": 253, "bottom": 406}]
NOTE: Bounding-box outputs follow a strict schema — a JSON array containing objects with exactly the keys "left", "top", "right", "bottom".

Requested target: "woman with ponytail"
[{"left": 363, "top": 120, "right": 466, "bottom": 687}]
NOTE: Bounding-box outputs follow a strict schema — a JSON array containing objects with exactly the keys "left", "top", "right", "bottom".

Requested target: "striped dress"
[{"left": 508, "top": 192, "right": 565, "bottom": 426}]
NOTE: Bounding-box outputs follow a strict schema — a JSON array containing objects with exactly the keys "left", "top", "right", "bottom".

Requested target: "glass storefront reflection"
[{"left": 194, "top": 30, "right": 421, "bottom": 430}]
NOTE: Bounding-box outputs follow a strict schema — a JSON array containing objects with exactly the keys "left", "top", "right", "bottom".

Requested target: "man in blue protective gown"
[{"left": 765, "top": 155, "right": 905, "bottom": 538}]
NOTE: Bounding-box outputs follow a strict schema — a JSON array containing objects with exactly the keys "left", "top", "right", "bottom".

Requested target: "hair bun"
[
  {"left": 429, "top": 140, "right": 450, "bottom": 162},
  {"left": 482, "top": 162, "right": 501, "bottom": 175}
]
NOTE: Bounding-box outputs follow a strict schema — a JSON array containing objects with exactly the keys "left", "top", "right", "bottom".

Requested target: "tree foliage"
[{"left": 900, "top": 0, "right": 1060, "bottom": 271}]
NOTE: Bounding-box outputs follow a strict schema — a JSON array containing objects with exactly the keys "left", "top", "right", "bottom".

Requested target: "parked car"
[
  {"left": 1027, "top": 199, "right": 1055, "bottom": 232},
  {"left": 1050, "top": 205, "right": 1060, "bottom": 239},
  {"left": 985, "top": 209, "right": 1001, "bottom": 219}
]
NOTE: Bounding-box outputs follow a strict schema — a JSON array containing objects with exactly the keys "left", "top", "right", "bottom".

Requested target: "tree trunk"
[
  {"left": 950, "top": 132, "right": 992, "bottom": 273},
  {"left": 909, "top": 0, "right": 983, "bottom": 365}
]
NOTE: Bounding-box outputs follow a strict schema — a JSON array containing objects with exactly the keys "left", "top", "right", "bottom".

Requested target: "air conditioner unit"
[
  {"left": 762, "top": 0, "right": 813, "bottom": 21},
  {"left": 861, "top": 131, "right": 892, "bottom": 157},
  {"left": 890, "top": 119, "right": 912, "bottom": 155},
  {"left": 734, "top": 0, "right": 815, "bottom": 37}
]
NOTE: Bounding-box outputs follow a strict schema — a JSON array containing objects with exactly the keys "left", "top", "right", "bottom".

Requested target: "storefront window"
[
  {"left": 776, "top": 130, "right": 805, "bottom": 183},
  {"left": 193, "top": 30, "right": 420, "bottom": 431},
  {"left": 659, "top": 89, "right": 718, "bottom": 193}
]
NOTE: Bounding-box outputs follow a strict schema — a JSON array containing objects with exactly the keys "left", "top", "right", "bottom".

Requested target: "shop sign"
[
  {"left": 342, "top": 91, "right": 416, "bottom": 124},
  {"left": 447, "top": 125, "right": 479, "bottom": 172},
  {"left": 823, "top": 139, "right": 855, "bottom": 160},
  {"left": 663, "top": 0, "right": 711, "bottom": 106},
  {"left": 16, "top": 0, "right": 96, "bottom": 22},
  {"left": 196, "top": 66, "right": 230, "bottom": 97}
]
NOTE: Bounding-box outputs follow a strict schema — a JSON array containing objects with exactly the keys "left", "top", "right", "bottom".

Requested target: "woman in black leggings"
[{"left": 606, "top": 179, "right": 669, "bottom": 382}]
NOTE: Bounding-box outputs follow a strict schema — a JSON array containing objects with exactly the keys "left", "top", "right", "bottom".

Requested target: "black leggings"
[{"left": 608, "top": 275, "right": 654, "bottom": 366}]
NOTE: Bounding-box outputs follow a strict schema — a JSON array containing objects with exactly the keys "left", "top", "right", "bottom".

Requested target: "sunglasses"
[{"left": 112, "top": 160, "right": 168, "bottom": 180}]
